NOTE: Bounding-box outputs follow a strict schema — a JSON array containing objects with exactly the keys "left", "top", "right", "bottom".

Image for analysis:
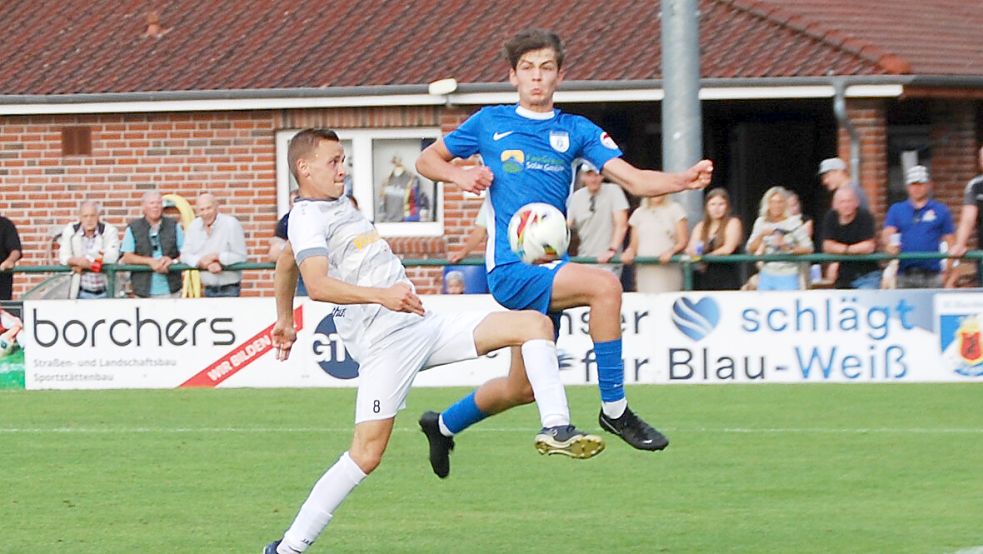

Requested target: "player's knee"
[
  {"left": 592, "top": 271, "right": 623, "bottom": 305},
  {"left": 349, "top": 444, "right": 385, "bottom": 474},
  {"left": 518, "top": 310, "right": 554, "bottom": 341},
  {"left": 597, "top": 269, "right": 623, "bottom": 294}
]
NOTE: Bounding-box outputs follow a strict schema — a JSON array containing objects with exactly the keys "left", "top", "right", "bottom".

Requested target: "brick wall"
[
  {"left": 7, "top": 99, "right": 972, "bottom": 300},
  {"left": 838, "top": 98, "right": 979, "bottom": 233},
  {"left": 928, "top": 100, "right": 978, "bottom": 238},
  {"left": 0, "top": 106, "right": 479, "bottom": 299},
  {"left": 0, "top": 111, "right": 278, "bottom": 298},
  {"left": 838, "top": 99, "right": 889, "bottom": 222}
]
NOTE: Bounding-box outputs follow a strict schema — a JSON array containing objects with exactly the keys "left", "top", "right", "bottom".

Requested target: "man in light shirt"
[
  {"left": 181, "top": 193, "right": 248, "bottom": 297},
  {"left": 58, "top": 201, "right": 120, "bottom": 299},
  {"left": 567, "top": 161, "right": 629, "bottom": 276}
]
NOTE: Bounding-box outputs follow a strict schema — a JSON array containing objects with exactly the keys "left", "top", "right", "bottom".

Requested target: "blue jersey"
[
  {"left": 884, "top": 198, "right": 954, "bottom": 271},
  {"left": 443, "top": 104, "right": 622, "bottom": 269}
]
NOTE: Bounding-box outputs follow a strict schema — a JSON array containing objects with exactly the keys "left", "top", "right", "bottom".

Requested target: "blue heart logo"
[{"left": 671, "top": 297, "right": 720, "bottom": 341}]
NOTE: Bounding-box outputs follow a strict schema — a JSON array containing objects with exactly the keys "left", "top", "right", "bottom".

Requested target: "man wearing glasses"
[
  {"left": 566, "top": 161, "right": 629, "bottom": 276},
  {"left": 120, "top": 190, "right": 184, "bottom": 298}
]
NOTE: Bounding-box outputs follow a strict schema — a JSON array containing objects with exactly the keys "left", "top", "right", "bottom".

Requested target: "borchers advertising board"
[
  {"left": 19, "top": 291, "right": 983, "bottom": 390},
  {"left": 19, "top": 296, "right": 512, "bottom": 390}
]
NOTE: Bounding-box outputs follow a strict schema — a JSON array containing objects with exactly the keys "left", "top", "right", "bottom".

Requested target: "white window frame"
[{"left": 276, "top": 127, "right": 444, "bottom": 237}]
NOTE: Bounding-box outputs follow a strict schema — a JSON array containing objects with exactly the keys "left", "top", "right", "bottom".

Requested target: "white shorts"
[{"left": 354, "top": 311, "right": 486, "bottom": 423}]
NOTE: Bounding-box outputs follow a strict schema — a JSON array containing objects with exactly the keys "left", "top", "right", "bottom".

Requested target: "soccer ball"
[
  {"left": 507, "top": 202, "right": 570, "bottom": 264},
  {"left": 0, "top": 337, "right": 14, "bottom": 358}
]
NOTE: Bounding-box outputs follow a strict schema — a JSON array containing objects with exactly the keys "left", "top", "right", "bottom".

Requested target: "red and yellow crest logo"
[{"left": 957, "top": 317, "right": 983, "bottom": 365}]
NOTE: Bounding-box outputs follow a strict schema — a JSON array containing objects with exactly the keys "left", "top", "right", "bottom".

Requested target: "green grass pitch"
[{"left": 1, "top": 384, "right": 982, "bottom": 553}]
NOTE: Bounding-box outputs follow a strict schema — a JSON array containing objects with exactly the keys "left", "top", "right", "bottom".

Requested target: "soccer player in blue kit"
[{"left": 416, "top": 29, "right": 713, "bottom": 472}]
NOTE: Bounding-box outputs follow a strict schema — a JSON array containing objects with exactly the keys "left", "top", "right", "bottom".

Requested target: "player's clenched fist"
[
  {"left": 682, "top": 159, "right": 714, "bottom": 190},
  {"left": 380, "top": 282, "right": 425, "bottom": 316},
  {"left": 454, "top": 165, "right": 494, "bottom": 194}
]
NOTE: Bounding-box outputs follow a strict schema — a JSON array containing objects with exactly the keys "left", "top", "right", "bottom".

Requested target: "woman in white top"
[
  {"left": 746, "top": 186, "right": 814, "bottom": 290},
  {"left": 623, "top": 195, "right": 688, "bottom": 293}
]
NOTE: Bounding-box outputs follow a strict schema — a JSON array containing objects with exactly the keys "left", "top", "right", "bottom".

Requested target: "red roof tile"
[{"left": 0, "top": 0, "right": 978, "bottom": 96}]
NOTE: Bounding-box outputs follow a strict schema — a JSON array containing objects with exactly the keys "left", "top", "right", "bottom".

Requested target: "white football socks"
[
  {"left": 521, "top": 339, "right": 570, "bottom": 428},
  {"left": 602, "top": 398, "right": 628, "bottom": 419},
  {"left": 279, "top": 451, "right": 367, "bottom": 554},
  {"left": 437, "top": 415, "right": 454, "bottom": 437}
]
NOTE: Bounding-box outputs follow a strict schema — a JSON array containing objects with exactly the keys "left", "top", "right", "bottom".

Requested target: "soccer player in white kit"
[{"left": 263, "top": 128, "right": 603, "bottom": 554}]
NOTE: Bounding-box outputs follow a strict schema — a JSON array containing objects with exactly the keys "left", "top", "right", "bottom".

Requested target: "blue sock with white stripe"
[
  {"left": 439, "top": 391, "right": 488, "bottom": 435},
  {"left": 594, "top": 339, "right": 627, "bottom": 417}
]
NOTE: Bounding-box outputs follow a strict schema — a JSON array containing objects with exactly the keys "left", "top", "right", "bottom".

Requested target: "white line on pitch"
[{"left": 0, "top": 426, "right": 982, "bottom": 434}]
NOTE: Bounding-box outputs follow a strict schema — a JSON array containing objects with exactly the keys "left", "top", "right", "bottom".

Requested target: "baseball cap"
[
  {"left": 905, "top": 165, "right": 930, "bottom": 185},
  {"left": 578, "top": 161, "right": 598, "bottom": 174},
  {"left": 817, "top": 158, "right": 847, "bottom": 175}
]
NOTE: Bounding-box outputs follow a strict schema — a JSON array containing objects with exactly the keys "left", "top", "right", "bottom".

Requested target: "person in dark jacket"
[{"left": 120, "top": 191, "right": 184, "bottom": 298}]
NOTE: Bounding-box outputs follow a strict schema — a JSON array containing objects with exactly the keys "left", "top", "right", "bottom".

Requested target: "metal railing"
[
  {"left": 4, "top": 252, "right": 980, "bottom": 295},
  {"left": 409, "top": 251, "right": 982, "bottom": 290}
]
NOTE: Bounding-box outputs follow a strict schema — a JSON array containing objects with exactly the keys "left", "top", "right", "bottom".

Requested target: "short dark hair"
[
  {"left": 288, "top": 128, "right": 340, "bottom": 182},
  {"left": 503, "top": 29, "right": 565, "bottom": 69}
]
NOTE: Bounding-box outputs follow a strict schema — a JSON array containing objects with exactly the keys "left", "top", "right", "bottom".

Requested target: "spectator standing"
[
  {"left": 120, "top": 190, "right": 184, "bottom": 298},
  {"left": 566, "top": 161, "right": 630, "bottom": 276},
  {"left": 0, "top": 215, "right": 22, "bottom": 301},
  {"left": 686, "top": 188, "right": 743, "bottom": 290},
  {"left": 622, "top": 195, "right": 688, "bottom": 293},
  {"left": 818, "top": 157, "right": 870, "bottom": 211},
  {"left": 821, "top": 187, "right": 880, "bottom": 289},
  {"left": 58, "top": 201, "right": 120, "bottom": 299},
  {"left": 950, "top": 146, "right": 983, "bottom": 283},
  {"left": 747, "top": 186, "right": 814, "bottom": 291},
  {"left": 181, "top": 193, "right": 248, "bottom": 297},
  {"left": 883, "top": 165, "right": 954, "bottom": 289}
]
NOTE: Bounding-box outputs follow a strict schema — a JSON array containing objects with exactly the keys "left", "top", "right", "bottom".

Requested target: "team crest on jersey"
[
  {"left": 501, "top": 150, "right": 525, "bottom": 174},
  {"left": 549, "top": 131, "right": 569, "bottom": 153},
  {"left": 600, "top": 132, "right": 618, "bottom": 150}
]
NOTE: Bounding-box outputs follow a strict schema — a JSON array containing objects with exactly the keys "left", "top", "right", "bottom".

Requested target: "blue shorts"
[{"left": 487, "top": 260, "right": 568, "bottom": 335}]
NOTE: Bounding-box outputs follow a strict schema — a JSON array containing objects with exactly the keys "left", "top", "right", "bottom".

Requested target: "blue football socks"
[
  {"left": 439, "top": 391, "right": 488, "bottom": 435},
  {"left": 594, "top": 338, "right": 625, "bottom": 403}
]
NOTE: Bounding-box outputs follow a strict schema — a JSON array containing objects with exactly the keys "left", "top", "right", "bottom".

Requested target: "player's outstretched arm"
[
  {"left": 299, "top": 256, "right": 425, "bottom": 316},
  {"left": 417, "top": 138, "right": 494, "bottom": 194},
  {"left": 602, "top": 158, "right": 713, "bottom": 197}
]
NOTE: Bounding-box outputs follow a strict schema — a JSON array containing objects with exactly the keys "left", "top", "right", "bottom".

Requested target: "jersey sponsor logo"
[
  {"left": 313, "top": 314, "right": 359, "bottom": 379},
  {"left": 600, "top": 132, "right": 618, "bottom": 149},
  {"left": 501, "top": 150, "right": 525, "bottom": 174},
  {"left": 352, "top": 229, "right": 381, "bottom": 250},
  {"left": 526, "top": 154, "right": 566, "bottom": 172},
  {"left": 549, "top": 130, "right": 569, "bottom": 153},
  {"left": 493, "top": 130, "right": 514, "bottom": 141}
]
